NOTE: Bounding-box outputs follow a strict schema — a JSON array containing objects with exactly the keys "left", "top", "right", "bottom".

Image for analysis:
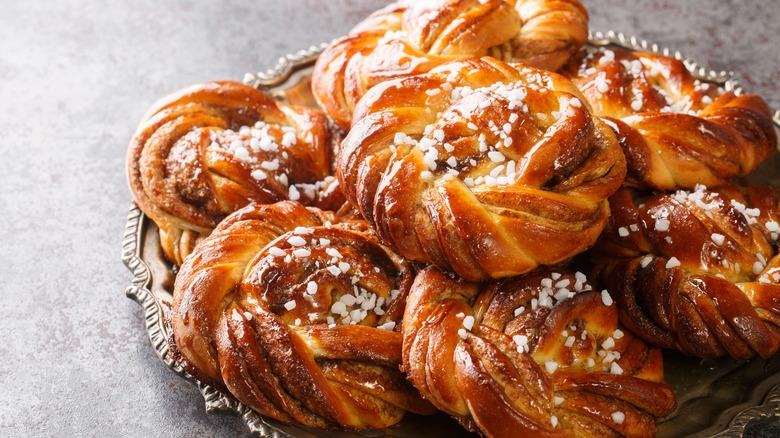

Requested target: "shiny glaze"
[
  {"left": 127, "top": 80, "right": 334, "bottom": 265},
  {"left": 403, "top": 266, "right": 676, "bottom": 437},
  {"left": 338, "top": 58, "right": 626, "bottom": 280},
  {"left": 593, "top": 185, "right": 780, "bottom": 359},
  {"left": 170, "top": 201, "right": 435, "bottom": 429},
  {"left": 564, "top": 48, "right": 777, "bottom": 190},
  {"left": 312, "top": 0, "right": 589, "bottom": 129}
]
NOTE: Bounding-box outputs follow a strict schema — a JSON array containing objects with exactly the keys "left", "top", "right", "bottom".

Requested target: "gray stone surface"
[{"left": 0, "top": 0, "right": 777, "bottom": 436}]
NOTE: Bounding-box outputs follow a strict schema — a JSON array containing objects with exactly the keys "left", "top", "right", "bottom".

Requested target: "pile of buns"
[{"left": 126, "top": 0, "right": 778, "bottom": 436}]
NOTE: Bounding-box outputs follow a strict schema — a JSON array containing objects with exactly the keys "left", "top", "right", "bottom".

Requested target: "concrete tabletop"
[{"left": 1, "top": 0, "right": 778, "bottom": 436}]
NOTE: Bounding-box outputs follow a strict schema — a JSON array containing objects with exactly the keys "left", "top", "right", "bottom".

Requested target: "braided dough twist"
[
  {"left": 313, "top": 0, "right": 589, "bottom": 129},
  {"left": 403, "top": 266, "right": 676, "bottom": 437},
  {"left": 170, "top": 201, "right": 434, "bottom": 429},
  {"left": 592, "top": 185, "right": 780, "bottom": 359},
  {"left": 127, "top": 80, "right": 333, "bottom": 265},
  {"left": 338, "top": 58, "right": 626, "bottom": 280},
  {"left": 564, "top": 48, "right": 777, "bottom": 190}
]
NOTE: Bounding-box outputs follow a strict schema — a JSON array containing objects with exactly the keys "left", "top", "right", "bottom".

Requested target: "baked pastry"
[
  {"left": 564, "top": 47, "right": 777, "bottom": 190},
  {"left": 127, "top": 80, "right": 333, "bottom": 265},
  {"left": 170, "top": 200, "right": 435, "bottom": 429},
  {"left": 403, "top": 266, "right": 677, "bottom": 437},
  {"left": 338, "top": 57, "right": 626, "bottom": 280},
  {"left": 313, "top": 0, "right": 589, "bottom": 129},
  {"left": 592, "top": 185, "right": 780, "bottom": 359},
  {"left": 294, "top": 175, "right": 361, "bottom": 220}
]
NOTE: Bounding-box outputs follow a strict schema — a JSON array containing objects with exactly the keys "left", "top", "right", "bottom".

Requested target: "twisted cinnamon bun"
[
  {"left": 338, "top": 57, "right": 626, "bottom": 280},
  {"left": 313, "top": 0, "right": 589, "bottom": 129},
  {"left": 592, "top": 185, "right": 780, "bottom": 359},
  {"left": 170, "top": 201, "right": 435, "bottom": 429},
  {"left": 403, "top": 266, "right": 676, "bottom": 437},
  {"left": 564, "top": 47, "right": 777, "bottom": 190},
  {"left": 127, "top": 80, "right": 334, "bottom": 265}
]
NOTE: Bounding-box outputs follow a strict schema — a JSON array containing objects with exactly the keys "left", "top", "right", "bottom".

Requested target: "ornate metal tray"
[{"left": 123, "top": 32, "right": 780, "bottom": 437}]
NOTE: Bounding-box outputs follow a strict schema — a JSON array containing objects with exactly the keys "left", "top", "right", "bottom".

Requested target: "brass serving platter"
[{"left": 123, "top": 32, "right": 780, "bottom": 437}]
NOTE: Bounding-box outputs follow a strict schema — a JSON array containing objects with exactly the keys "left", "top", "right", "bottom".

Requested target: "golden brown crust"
[
  {"left": 402, "top": 266, "right": 676, "bottom": 437},
  {"left": 312, "top": 0, "right": 589, "bottom": 129},
  {"left": 294, "top": 176, "right": 362, "bottom": 220},
  {"left": 170, "top": 201, "right": 435, "bottom": 429},
  {"left": 564, "top": 48, "right": 777, "bottom": 190},
  {"left": 337, "top": 58, "right": 625, "bottom": 280},
  {"left": 592, "top": 185, "right": 780, "bottom": 359},
  {"left": 127, "top": 80, "right": 333, "bottom": 265}
]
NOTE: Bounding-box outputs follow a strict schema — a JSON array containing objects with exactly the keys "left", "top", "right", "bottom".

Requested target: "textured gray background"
[{"left": 0, "top": 0, "right": 778, "bottom": 436}]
